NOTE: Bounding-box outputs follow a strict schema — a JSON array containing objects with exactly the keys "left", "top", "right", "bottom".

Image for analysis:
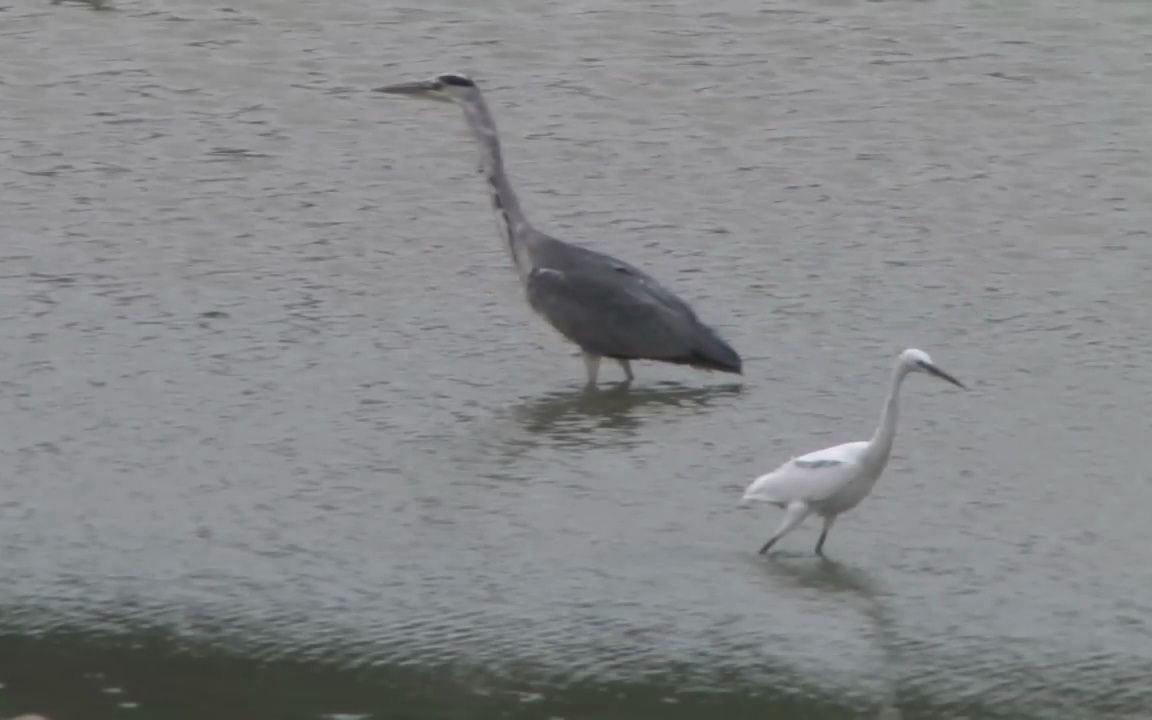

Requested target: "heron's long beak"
[
  {"left": 923, "top": 362, "right": 966, "bottom": 390},
  {"left": 374, "top": 80, "right": 447, "bottom": 101}
]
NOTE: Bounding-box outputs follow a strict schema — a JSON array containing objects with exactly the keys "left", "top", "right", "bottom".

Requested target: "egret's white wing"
[
  {"left": 791, "top": 441, "right": 867, "bottom": 467},
  {"left": 742, "top": 441, "right": 868, "bottom": 505}
]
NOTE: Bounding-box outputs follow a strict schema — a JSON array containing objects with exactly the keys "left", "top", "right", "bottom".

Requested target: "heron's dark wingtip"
[
  {"left": 691, "top": 332, "right": 742, "bottom": 375},
  {"left": 688, "top": 351, "right": 742, "bottom": 375},
  {"left": 720, "top": 363, "right": 744, "bottom": 375}
]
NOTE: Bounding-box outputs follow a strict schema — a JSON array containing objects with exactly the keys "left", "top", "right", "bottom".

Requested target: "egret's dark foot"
[{"left": 814, "top": 523, "right": 832, "bottom": 556}]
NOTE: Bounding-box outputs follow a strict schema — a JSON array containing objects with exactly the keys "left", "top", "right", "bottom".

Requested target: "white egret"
[{"left": 742, "top": 348, "right": 966, "bottom": 556}]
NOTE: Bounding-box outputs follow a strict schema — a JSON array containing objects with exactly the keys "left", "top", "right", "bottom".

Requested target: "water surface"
[{"left": 2, "top": 0, "right": 1152, "bottom": 718}]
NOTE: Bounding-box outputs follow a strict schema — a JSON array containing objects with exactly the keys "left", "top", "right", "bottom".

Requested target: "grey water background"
[{"left": 2, "top": 0, "right": 1152, "bottom": 718}]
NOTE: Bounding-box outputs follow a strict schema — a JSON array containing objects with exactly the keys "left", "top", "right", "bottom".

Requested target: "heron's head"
[
  {"left": 374, "top": 72, "right": 479, "bottom": 104},
  {"left": 901, "top": 348, "right": 966, "bottom": 389}
]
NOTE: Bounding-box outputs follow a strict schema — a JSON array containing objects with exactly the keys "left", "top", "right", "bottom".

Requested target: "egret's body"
[
  {"left": 376, "top": 73, "right": 742, "bottom": 386},
  {"left": 743, "top": 348, "right": 965, "bottom": 556}
]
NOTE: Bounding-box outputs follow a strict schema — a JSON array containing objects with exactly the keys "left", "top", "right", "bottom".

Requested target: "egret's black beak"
[
  {"left": 374, "top": 80, "right": 444, "bottom": 99},
  {"left": 920, "top": 361, "right": 966, "bottom": 390}
]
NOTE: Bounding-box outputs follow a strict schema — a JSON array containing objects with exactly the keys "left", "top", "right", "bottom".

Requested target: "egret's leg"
[
  {"left": 582, "top": 352, "right": 601, "bottom": 386},
  {"left": 617, "top": 359, "right": 634, "bottom": 384},
  {"left": 758, "top": 501, "right": 810, "bottom": 555},
  {"left": 815, "top": 516, "right": 836, "bottom": 556}
]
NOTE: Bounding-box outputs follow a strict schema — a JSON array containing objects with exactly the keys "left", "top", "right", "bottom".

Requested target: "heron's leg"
[
  {"left": 758, "top": 501, "right": 810, "bottom": 555},
  {"left": 582, "top": 352, "right": 601, "bottom": 386},
  {"left": 815, "top": 515, "right": 836, "bottom": 556},
  {"left": 617, "top": 359, "right": 634, "bottom": 383}
]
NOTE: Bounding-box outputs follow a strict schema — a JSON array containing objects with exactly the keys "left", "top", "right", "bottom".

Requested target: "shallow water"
[{"left": 2, "top": 0, "right": 1152, "bottom": 718}]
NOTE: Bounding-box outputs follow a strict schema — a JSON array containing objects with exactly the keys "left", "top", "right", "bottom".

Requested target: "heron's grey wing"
[
  {"left": 525, "top": 267, "right": 720, "bottom": 366},
  {"left": 557, "top": 244, "right": 701, "bottom": 320}
]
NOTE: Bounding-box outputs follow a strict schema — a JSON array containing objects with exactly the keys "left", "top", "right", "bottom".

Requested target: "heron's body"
[
  {"left": 377, "top": 73, "right": 741, "bottom": 385},
  {"left": 523, "top": 242, "right": 740, "bottom": 373},
  {"left": 742, "top": 349, "right": 966, "bottom": 556}
]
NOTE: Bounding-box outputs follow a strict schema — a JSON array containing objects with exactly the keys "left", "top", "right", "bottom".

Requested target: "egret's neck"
[
  {"left": 459, "top": 95, "right": 535, "bottom": 278},
  {"left": 865, "top": 362, "right": 911, "bottom": 465}
]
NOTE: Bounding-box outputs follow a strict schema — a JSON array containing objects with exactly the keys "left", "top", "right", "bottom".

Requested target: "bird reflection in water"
[
  {"left": 510, "top": 382, "right": 744, "bottom": 446},
  {"left": 752, "top": 557, "right": 904, "bottom": 720}
]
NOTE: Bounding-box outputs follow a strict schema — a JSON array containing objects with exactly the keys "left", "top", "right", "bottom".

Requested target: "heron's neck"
[
  {"left": 866, "top": 363, "right": 909, "bottom": 464},
  {"left": 460, "top": 95, "right": 535, "bottom": 277}
]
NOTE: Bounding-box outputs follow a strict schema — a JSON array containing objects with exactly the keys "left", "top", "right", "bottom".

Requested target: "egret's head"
[
  {"left": 900, "top": 348, "right": 966, "bottom": 389},
  {"left": 375, "top": 72, "right": 478, "bottom": 104}
]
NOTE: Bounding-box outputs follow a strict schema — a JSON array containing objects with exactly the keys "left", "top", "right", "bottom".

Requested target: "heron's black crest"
[{"left": 438, "top": 74, "right": 475, "bottom": 87}]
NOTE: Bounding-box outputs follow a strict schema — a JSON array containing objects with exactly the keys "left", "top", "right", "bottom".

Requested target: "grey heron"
[
  {"left": 741, "top": 349, "right": 966, "bottom": 556},
  {"left": 376, "top": 73, "right": 742, "bottom": 386}
]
